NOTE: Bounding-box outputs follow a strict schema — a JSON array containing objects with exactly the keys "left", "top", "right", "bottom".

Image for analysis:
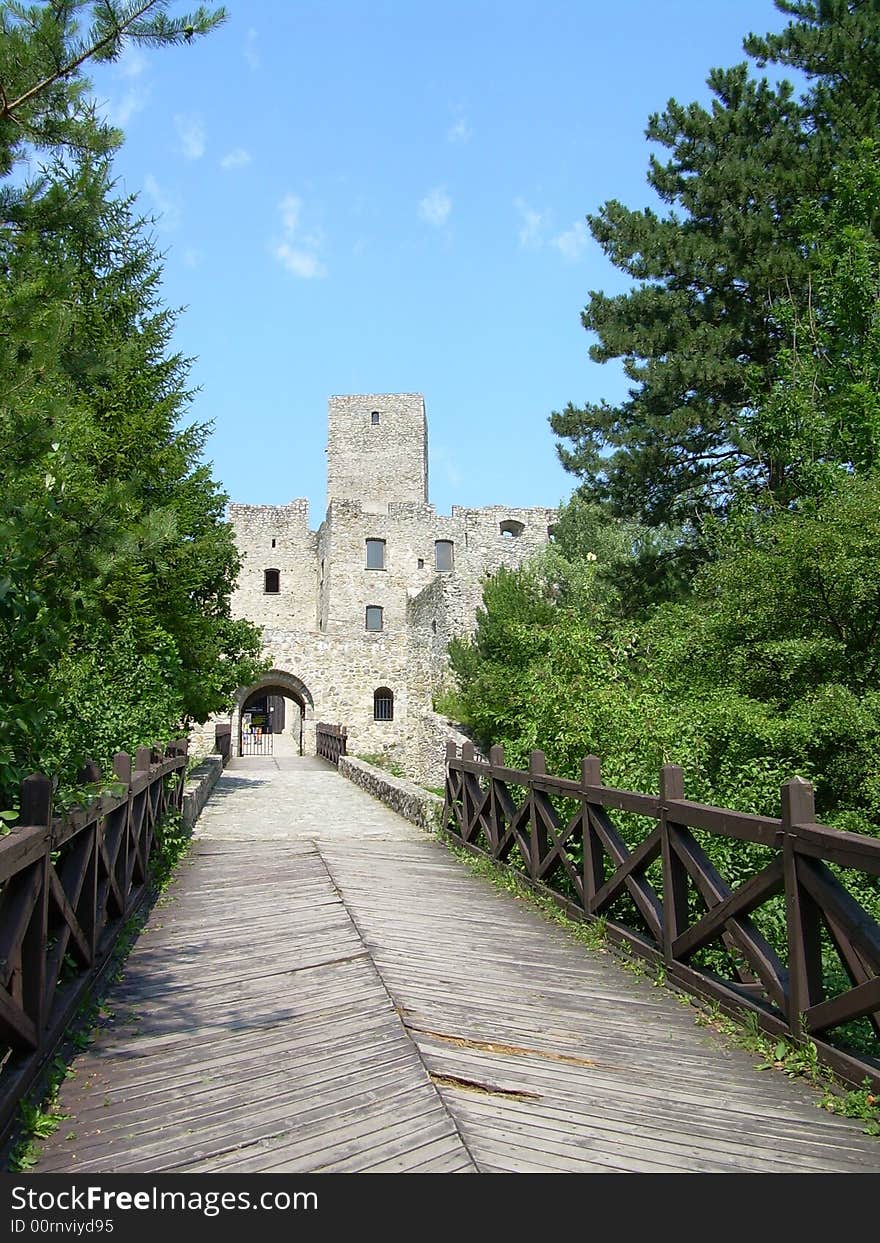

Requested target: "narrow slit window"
[
  {"left": 264, "top": 568, "right": 280, "bottom": 593},
  {"left": 373, "top": 687, "right": 394, "bottom": 721},
  {"left": 434, "top": 540, "right": 454, "bottom": 572},
  {"left": 365, "top": 605, "right": 383, "bottom": 632},
  {"left": 366, "top": 539, "right": 386, "bottom": 570}
]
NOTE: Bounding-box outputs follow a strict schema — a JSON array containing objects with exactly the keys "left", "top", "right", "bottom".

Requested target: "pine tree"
[
  {"left": 0, "top": 4, "right": 266, "bottom": 807},
  {"left": 550, "top": 0, "right": 880, "bottom": 526}
]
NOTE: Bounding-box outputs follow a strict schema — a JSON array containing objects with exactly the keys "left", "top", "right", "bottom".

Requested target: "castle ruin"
[{"left": 222, "top": 394, "right": 557, "bottom": 784}]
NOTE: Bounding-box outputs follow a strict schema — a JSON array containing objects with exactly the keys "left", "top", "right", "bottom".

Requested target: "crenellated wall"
[{"left": 213, "top": 395, "right": 557, "bottom": 786}]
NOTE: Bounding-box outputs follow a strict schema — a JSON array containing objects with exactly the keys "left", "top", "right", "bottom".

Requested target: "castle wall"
[
  {"left": 327, "top": 394, "right": 428, "bottom": 509},
  {"left": 220, "top": 395, "right": 557, "bottom": 784},
  {"left": 227, "top": 501, "right": 317, "bottom": 631}
]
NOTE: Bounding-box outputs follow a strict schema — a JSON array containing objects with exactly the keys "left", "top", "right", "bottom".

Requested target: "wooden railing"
[
  {"left": 316, "top": 723, "right": 347, "bottom": 766},
  {"left": 214, "top": 722, "right": 232, "bottom": 765},
  {"left": 443, "top": 741, "right": 880, "bottom": 1091},
  {"left": 0, "top": 740, "right": 188, "bottom": 1141}
]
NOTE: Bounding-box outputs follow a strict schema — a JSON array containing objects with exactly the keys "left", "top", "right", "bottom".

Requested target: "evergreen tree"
[
  {"left": 550, "top": 0, "right": 880, "bottom": 526},
  {"left": 0, "top": 3, "right": 265, "bottom": 808}
]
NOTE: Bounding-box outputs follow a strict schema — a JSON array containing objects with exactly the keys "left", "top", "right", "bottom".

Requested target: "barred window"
[{"left": 373, "top": 687, "right": 394, "bottom": 721}]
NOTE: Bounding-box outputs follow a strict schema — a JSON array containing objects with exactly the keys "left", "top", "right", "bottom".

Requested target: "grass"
[
  {"left": 355, "top": 752, "right": 407, "bottom": 781},
  {"left": 434, "top": 825, "right": 880, "bottom": 1138}
]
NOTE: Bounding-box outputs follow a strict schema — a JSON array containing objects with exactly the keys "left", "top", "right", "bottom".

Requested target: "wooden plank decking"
[{"left": 32, "top": 754, "right": 880, "bottom": 1173}]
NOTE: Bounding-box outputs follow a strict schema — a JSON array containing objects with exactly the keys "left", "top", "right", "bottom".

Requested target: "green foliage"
[
  {"left": 356, "top": 752, "right": 407, "bottom": 781},
  {"left": 0, "top": 4, "right": 264, "bottom": 807},
  {"left": 550, "top": 0, "right": 880, "bottom": 525},
  {"left": 745, "top": 141, "right": 880, "bottom": 500}
]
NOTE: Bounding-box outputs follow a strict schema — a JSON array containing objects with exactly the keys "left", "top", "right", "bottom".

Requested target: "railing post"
[
  {"left": 528, "top": 750, "right": 546, "bottom": 880},
  {"left": 18, "top": 774, "right": 52, "bottom": 1041},
  {"left": 781, "top": 776, "right": 822, "bottom": 1037},
  {"left": 488, "top": 744, "right": 505, "bottom": 855},
  {"left": 442, "top": 740, "right": 458, "bottom": 834},
  {"left": 77, "top": 760, "right": 102, "bottom": 786},
  {"left": 660, "top": 764, "right": 687, "bottom": 967},
  {"left": 581, "top": 755, "right": 603, "bottom": 912},
  {"left": 19, "top": 773, "right": 53, "bottom": 831}
]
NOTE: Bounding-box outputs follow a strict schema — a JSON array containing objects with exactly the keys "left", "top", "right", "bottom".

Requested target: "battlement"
[{"left": 227, "top": 499, "right": 311, "bottom": 530}]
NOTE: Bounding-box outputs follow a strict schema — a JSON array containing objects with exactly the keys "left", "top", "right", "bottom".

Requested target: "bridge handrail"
[
  {"left": 316, "top": 723, "right": 347, "bottom": 766},
  {"left": 0, "top": 739, "right": 188, "bottom": 1144},
  {"left": 443, "top": 740, "right": 880, "bottom": 1092}
]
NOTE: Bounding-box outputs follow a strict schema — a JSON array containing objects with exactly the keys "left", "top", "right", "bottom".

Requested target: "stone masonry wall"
[
  {"left": 228, "top": 501, "right": 317, "bottom": 631},
  {"left": 327, "top": 394, "right": 428, "bottom": 510},
  {"left": 222, "top": 394, "right": 557, "bottom": 781}
]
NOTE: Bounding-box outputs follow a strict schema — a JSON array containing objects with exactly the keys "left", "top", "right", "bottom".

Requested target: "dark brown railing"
[
  {"left": 0, "top": 740, "right": 188, "bottom": 1142},
  {"left": 316, "top": 723, "right": 347, "bottom": 766},
  {"left": 214, "top": 722, "right": 232, "bottom": 765},
  {"left": 444, "top": 741, "right": 880, "bottom": 1091}
]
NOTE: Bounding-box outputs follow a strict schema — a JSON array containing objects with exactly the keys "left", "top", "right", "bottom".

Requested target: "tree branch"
[{"left": 1, "top": 1, "right": 157, "bottom": 123}]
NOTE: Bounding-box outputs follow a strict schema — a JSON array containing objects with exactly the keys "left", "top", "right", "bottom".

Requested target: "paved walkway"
[{"left": 34, "top": 757, "right": 880, "bottom": 1173}]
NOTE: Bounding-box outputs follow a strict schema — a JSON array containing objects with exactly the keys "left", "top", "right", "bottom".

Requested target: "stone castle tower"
[{"left": 223, "top": 394, "right": 556, "bottom": 784}]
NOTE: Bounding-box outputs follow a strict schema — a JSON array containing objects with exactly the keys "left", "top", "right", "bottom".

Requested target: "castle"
[{"left": 222, "top": 394, "right": 557, "bottom": 784}]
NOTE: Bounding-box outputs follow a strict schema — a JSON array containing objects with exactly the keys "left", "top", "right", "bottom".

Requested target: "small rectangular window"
[
  {"left": 434, "top": 540, "right": 454, "bottom": 572},
  {"left": 371, "top": 411, "right": 380, "bottom": 425},
  {"left": 417, "top": 558, "right": 424, "bottom": 569},
  {"left": 366, "top": 539, "right": 386, "bottom": 570},
  {"left": 365, "top": 605, "right": 383, "bottom": 632},
  {"left": 264, "top": 568, "right": 280, "bottom": 593}
]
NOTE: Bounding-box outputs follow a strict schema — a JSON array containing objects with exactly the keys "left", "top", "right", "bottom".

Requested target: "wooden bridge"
[{"left": 22, "top": 743, "right": 880, "bottom": 1173}]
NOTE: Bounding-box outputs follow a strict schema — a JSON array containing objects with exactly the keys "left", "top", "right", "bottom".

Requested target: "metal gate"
[{"left": 240, "top": 729, "right": 274, "bottom": 756}]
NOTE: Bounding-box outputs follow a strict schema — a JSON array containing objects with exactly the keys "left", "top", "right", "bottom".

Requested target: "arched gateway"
[{"left": 233, "top": 669, "right": 315, "bottom": 757}]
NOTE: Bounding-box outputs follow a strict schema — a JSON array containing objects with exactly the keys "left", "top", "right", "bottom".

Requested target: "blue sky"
[{"left": 86, "top": 0, "right": 793, "bottom": 522}]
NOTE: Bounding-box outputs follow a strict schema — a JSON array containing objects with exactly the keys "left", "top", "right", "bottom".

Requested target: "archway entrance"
[{"left": 234, "top": 670, "right": 314, "bottom": 758}]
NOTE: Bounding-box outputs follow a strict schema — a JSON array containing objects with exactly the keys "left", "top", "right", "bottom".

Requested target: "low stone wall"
[
  {"left": 182, "top": 754, "right": 224, "bottom": 829},
  {"left": 337, "top": 756, "right": 444, "bottom": 832}
]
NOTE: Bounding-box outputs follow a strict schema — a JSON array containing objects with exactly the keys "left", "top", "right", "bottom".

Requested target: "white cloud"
[
  {"left": 175, "top": 113, "right": 206, "bottom": 160},
  {"left": 432, "top": 444, "right": 463, "bottom": 488},
  {"left": 244, "top": 28, "right": 260, "bottom": 70},
  {"left": 447, "top": 115, "right": 472, "bottom": 144},
  {"left": 273, "top": 194, "right": 326, "bottom": 279},
  {"left": 220, "top": 147, "right": 252, "bottom": 171},
  {"left": 418, "top": 187, "right": 452, "bottom": 228},
  {"left": 100, "top": 47, "right": 151, "bottom": 128},
  {"left": 280, "top": 193, "right": 301, "bottom": 235},
  {"left": 552, "top": 220, "right": 589, "bottom": 262},
  {"left": 143, "top": 174, "right": 181, "bottom": 230},
  {"left": 118, "top": 48, "right": 148, "bottom": 79},
  {"left": 513, "top": 198, "right": 587, "bottom": 262},
  {"left": 274, "top": 243, "right": 326, "bottom": 280},
  {"left": 514, "top": 197, "right": 550, "bottom": 248},
  {"left": 106, "top": 85, "right": 149, "bottom": 127}
]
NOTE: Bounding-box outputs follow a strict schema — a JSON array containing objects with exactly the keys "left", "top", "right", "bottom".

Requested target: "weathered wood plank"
[{"left": 31, "top": 757, "right": 880, "bottom": 1174}]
